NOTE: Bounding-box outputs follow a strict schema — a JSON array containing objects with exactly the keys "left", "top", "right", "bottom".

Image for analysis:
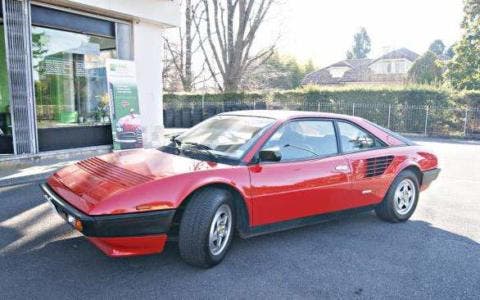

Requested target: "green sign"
[{"left": 106, "top": 59, "right": 143, "bottom": 150}]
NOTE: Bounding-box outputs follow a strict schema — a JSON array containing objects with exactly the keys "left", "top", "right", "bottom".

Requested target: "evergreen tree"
[
  {"left": 428, "top": 39, "right": 446, "bottom": 56},
  {"left": 408, "top": 51, "right": 444, "bottom": 85},
  {"left": 346, "top": 27, "right": 371, "bottom": 59},
  {"left": 446, "top": 0, "right": 480, "bottom": 89}
]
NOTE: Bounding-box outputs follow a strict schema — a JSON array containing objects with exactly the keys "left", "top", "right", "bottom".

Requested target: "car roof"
[
  {"left": 220, "top": 110, "right": 361, "bottom": 122},
  {"left": 217, "top": 109, "right": 409, "bottom": 149}
]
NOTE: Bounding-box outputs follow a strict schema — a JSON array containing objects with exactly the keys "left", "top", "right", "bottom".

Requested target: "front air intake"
[
  {"left": 365, "top": 155, "right": 394, "bottom": 177},
  {"left": 76, "top": 157, "right": 153, "bottom": 187}
]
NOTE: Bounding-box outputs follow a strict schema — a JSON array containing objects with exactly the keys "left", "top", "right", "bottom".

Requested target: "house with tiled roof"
[{"left": 302, "top": 48, "right": 419, "bottom": 86}]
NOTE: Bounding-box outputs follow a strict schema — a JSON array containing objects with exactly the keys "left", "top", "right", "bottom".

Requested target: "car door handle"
[{"left": 334, "top": 164, "right": 350, "bottom": 173}]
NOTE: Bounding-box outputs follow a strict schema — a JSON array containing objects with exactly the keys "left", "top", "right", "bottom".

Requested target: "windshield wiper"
[
  {"left": 159, "top": 144, "right": 181, "bottom": 154},
  {"left": 182, "top": 142, "right": 218, "bottom": 161},
  {"left": 183, "top": 142, "right": 212, "bottom": 150}
]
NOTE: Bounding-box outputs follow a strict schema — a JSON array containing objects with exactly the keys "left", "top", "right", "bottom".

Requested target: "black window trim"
[
  {"left": 250, "top": 117, "right": 388, "bottom": 165},
  {"left": 31, "top": 2, "right": 130, "bottom": 25},
  {"left": 31, "top": 4, "right": 116, "bottom": 39}
]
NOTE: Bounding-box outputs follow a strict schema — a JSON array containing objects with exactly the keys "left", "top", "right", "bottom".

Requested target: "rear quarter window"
[{"left": 364, "top": 120, "right": 416, "bottom": 146}]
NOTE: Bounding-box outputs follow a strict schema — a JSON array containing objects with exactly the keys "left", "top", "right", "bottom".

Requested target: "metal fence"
[{"left": 163, "top": 99, "right": 480, "bottom": 139}]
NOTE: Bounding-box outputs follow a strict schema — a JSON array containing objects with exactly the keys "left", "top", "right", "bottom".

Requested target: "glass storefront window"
[
  {"left": 0, "top": 22, "right": 14, "bottom": 154},
  {"left": 32, "top": 26, "right": 116, "bottom": 128},
  {"left": 0, "top": 24, "right": 10, "bottom": 134}
]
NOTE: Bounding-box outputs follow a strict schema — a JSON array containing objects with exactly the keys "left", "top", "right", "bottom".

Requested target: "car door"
[
  {"left": 336, "top": 121, "right": 394, "bottom": 207},
  {"left": 248, "top": 119, "right": 351, "bottom": 227}
]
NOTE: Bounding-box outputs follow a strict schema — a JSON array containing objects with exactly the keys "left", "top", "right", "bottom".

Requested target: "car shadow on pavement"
[
  {"left": 1, "top": 211, "right": 478, "bottom": 298},
  {"left": 0, "top": 182, "right": 45, "bottom": 223}
]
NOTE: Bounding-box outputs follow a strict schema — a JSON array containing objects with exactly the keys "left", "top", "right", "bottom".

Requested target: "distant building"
[{"left": 302, "top": 48, "right": 419, "bottom": 86}]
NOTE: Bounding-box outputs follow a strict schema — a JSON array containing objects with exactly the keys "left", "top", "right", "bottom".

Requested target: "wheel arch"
[
  {"left": 398, "top": 164, "right": 423, "bottom": 185},
  {"left": 378, "top": 162, "right": 423, "bottom": 202},
  {"left": 172, "top": 182, "right": 251, "bottom": 235}
]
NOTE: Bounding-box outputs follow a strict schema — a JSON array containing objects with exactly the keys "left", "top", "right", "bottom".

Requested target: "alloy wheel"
[
  {"left": 208, "top": 204, "right": 232, "bottom": 256},
  {"left": 393, "top": 178, "right": 416, "bottom": 215}
]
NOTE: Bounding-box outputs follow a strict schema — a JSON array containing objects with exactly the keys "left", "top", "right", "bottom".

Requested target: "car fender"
[
  {"left": 89, "top": 169, "right": 252, "bottom": 216},
  {"left": 176, "top": 176, "right": 253, "bottom": 229},
  {"left": 385, "top": 155, "right": 425, "bottom": 195},
  {"left": 394, "top": 158, "right": 422, "bottom": 177}
]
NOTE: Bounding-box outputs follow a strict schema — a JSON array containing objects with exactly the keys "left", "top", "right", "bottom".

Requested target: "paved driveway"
[{"left": 0, "top": 139, "right": 479, "bottom": 299}]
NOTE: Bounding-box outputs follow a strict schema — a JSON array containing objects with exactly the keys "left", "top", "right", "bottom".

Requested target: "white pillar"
[{"left": 133, "top": 21, "right": 165, "bottom": 148}]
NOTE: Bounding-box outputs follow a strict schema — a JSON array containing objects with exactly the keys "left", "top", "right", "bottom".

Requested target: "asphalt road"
[{"left": 1, "top": 139, "right": 479, "bottom": 299}]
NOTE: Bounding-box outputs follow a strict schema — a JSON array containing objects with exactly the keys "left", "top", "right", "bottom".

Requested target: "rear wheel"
[
  {"left": 375, "top": 170, "right": 419, "bottom": 222},
  {"left": 178, "top": 188, "right": 234, "bottom": 268}
]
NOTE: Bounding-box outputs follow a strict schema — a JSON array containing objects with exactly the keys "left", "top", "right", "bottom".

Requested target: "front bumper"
[
  {"left": 41, "top": 183, "right": 175, "bottom": 257},
  {"left": 422, "top": 168, "right": 441, "bottom": 186}
]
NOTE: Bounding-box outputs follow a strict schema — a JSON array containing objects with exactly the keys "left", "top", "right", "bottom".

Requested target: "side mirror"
[{"left": 259, "top": 148, "right": 282, "bottom": 162}]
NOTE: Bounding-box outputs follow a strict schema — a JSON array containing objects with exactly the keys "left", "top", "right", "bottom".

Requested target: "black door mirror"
[{"left": 259, "top": 148, "right": 282, "bottom": 162}]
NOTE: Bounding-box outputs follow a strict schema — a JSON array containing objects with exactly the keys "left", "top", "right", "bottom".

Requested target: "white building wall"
[
  {"left": 133, "top": 21, "right": 165, "bottom": 147},
  {"left": 47, "top": 0, "right": 181, "bottom": 27},
  {"left": 370, "top": 58, "right": 412, "bottom": 75},
  {"left": 327, "top": 66, "right": 351, "bottom": 78}
]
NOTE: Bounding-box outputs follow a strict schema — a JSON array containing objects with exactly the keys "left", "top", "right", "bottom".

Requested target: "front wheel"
[
  {"left": 375, "top": 170, "right": 420, "bottom": 222},
  {"left": 178, "top": 188, "right": 234, "bottom": 268}
]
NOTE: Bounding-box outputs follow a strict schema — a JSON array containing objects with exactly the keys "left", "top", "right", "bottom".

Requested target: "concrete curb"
[
  {"left": 0, "top": 145, "right": 112, "bottom": 168},
  {"left": 0, "top": 146, "right": 112, "bottom": 188},
  {"left": 0, "top": 171, "right": 53, "bottom": 188}
]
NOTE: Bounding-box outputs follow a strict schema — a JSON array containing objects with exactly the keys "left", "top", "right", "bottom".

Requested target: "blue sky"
[{"left": 258, "top": 0, "right": 465, "bottom": 66}]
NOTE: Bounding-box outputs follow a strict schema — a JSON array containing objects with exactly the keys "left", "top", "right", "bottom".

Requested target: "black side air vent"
[{"left": 365, "top": 155, "right": 394, "bottom": 177}]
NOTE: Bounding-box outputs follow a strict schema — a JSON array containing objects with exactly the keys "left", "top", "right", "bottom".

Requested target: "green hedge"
[{"left": 164, "top": 85, "right": 480, "bottom": 108}]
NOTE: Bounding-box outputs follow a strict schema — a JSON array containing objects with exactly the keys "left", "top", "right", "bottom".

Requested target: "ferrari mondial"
[{"left": 41, "top": 110, "right": 440, "bottom": 267}]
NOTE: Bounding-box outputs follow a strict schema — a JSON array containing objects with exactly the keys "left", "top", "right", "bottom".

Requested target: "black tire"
[
  {"left": 174, "top": 109, "right": 182, "bottom": 128},
  {"left": 178, "top": 188, "right": 235, "bottom": 268},
  {"left": 205, "top": 105, "right": 217, "bottom": 118},
  {"left": 375, "top": 170, "right": 420, "bottom": 223},
  {"left": 255, "top": 101, "right": 267, "bottom": 110},
  {"left": 164, "top": 108, "right": 174, "bottom": 128},
  {"left": 192, "top": 106, "right": 203, "bottom": 125},
  {"left": 181, "top": 107, "right": 192, "bottom": 128}
]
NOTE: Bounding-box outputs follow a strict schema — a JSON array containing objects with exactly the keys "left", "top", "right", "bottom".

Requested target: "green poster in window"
[{"left": 106, "top": 59, "right": 142, "bottom": 150}]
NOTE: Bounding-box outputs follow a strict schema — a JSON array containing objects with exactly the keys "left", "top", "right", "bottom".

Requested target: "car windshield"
[{"left": 169, "top": 115, "right": 275, "bottom": 161}]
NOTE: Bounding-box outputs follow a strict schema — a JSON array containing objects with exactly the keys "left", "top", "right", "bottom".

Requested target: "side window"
[
  {"left": 262, "top": 120, "right": 338, "bottom": 161},
  {"left": 337, "top": 121, "right": 381, "bottom": 153}
]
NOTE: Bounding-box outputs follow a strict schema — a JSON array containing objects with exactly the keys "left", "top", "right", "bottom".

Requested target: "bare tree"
[
  {"left": 162, "top": 47, "right": 183, "bottom": 92},
  {"left": 163, "top": 0, "right": 208, "bottom": 92},
  {"left": 193, "top": 0, "right": 276, "bottom": 92}
]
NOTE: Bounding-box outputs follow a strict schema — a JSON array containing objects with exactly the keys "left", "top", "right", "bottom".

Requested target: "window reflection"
[
  {"left": 0, "top": 24, "right": 11, "bottom": 137},
  {"left": 0, "top": 23, "right": 14, "bottom": 154},
  {"left": 32, "top": 26, "right": 116, "bottom": 128}
]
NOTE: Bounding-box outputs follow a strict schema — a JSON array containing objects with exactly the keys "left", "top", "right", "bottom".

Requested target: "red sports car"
[{"left": 41, "top": 110, "right": 440, "bottom": 267}]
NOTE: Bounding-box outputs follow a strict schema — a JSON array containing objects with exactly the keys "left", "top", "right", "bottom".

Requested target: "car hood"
[
  {"left": 94, "top": 148, "right": 223, "bottom": 178},
  {"left": 49, "top": 149, "right": 226, "bottom": 214}
]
